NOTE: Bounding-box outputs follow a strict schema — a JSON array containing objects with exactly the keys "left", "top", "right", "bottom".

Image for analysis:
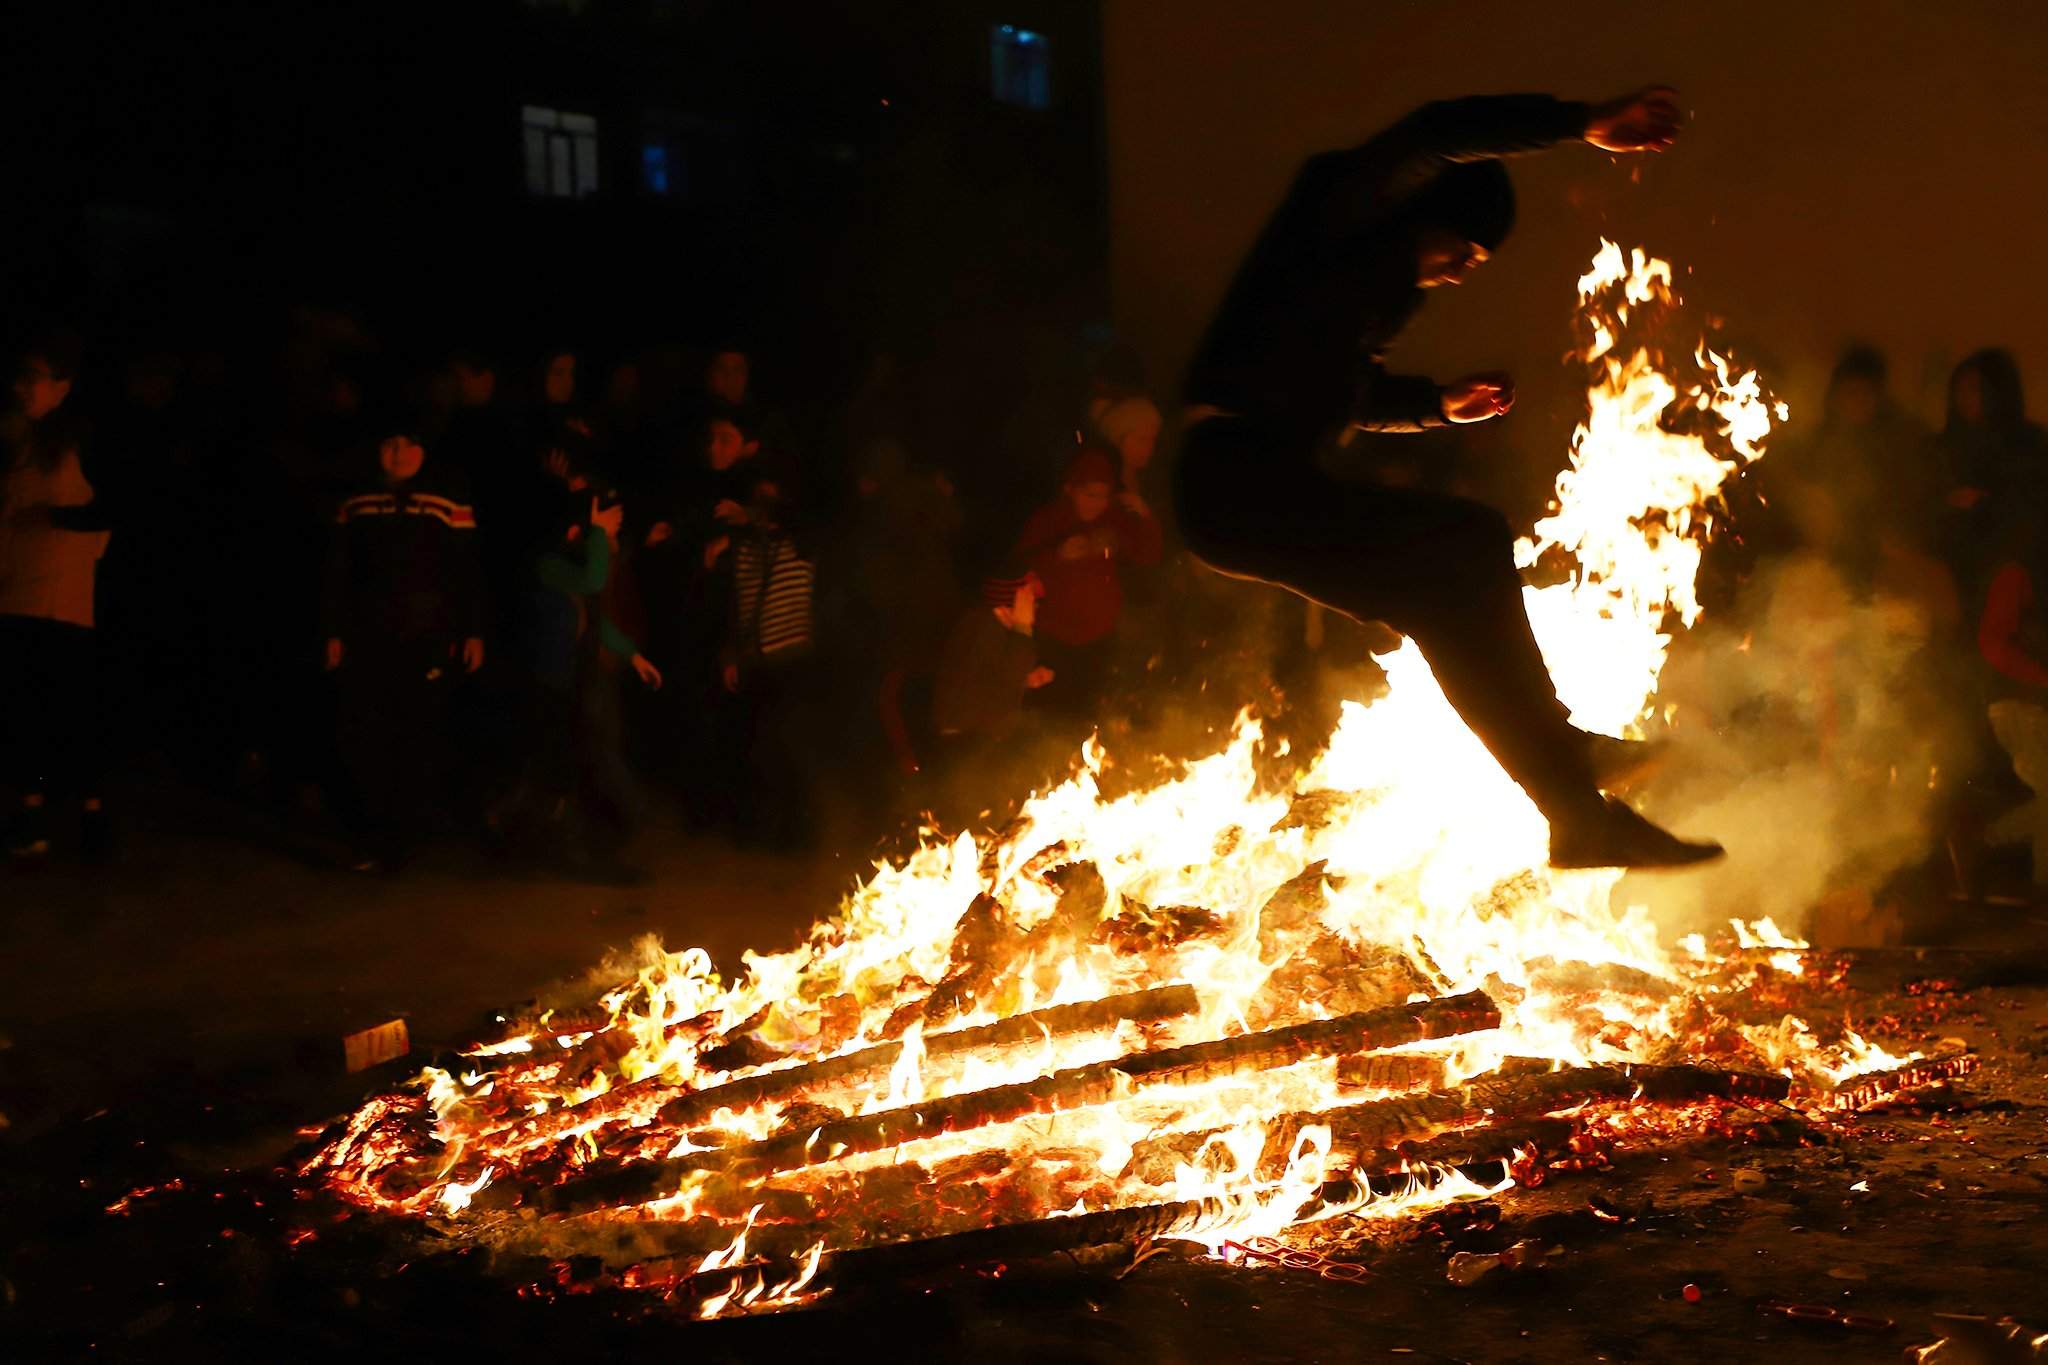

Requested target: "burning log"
[
  {"left": 485, "top": 984, "right": 1200, "bottom": 1154},
  {"left": 650, "top": 1196, "right": 1225, "bottom": 1312},
  {"left": 658, "top": 982, "right": 1200, "bottom": 1127},
  {"left": 659, "top": 1148, "right": 1529, "bottom": 1313},
  {"left": 1335, "top": 1051, "right": 1449, "bottom": 1093},
  {"left": 1826, "top": 1052, "right": 1978, "bottom": 1111},
  {"left": 1124, "top": 1062, "right": 1788, "bottom": 1186},
  {"left": 536, "top": 991, "right": 1500, "bottom": 1214}
]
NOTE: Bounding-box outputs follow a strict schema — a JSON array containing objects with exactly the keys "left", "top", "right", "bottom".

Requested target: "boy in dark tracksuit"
[
  {"left": 321, "top": 422, "right": 484, "bottom": 870},
  {"left": 1175, "top": 87, "right": 1719, "bottom": 870}
]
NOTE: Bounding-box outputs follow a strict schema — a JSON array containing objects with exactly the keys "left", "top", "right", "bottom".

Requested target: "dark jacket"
[
  {"left": 932, "top": 608, "right": 1037, "bottom": 739},
  {"left": 321, "top": 471, "right": 483, "bottom": 651},
  {"left": 1940, "top": 350, "right": 2048, "bottom": 603},
  {"left": 1183, "top": 94, "right": 1589, "bottom": 440}
]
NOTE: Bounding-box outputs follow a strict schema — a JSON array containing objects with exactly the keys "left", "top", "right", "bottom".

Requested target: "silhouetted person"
[
  {"left": 1087, "top": 342, "right": 1165, "bottom": 503},
  {"left": 848, "top": 440, "right": 962, "bottom": 775},
  {"left": 641, "top": 413, "right": 764, "bottom": 822},
  {"left": 933, "top": 571, "right": 1055, "bottom": 748},
  {"left": 1941, "top": 348, "right": 2048, "bottom": 603},
  {"left": 1775, "top": 346, "right": 1933, "bottom": 581},
  {"left": 492, "top": 494, "right": 661, "bottom": 879},
  {"left": 1174, "top": 87, "right": 1719, "bottom": 869},
  {"left": 1977, "top": 514, "right": 2048, "bottom": 893},
  {"left": 1, "top": 338, "right": 114, "bottom": 864},
  {"left": 1014, "top": 445, "right": 1161, "bottom": 718},
  {"left": 719, "top": 474, "right": 819, "bottom": 850},
  {"left": 321, "top": 418, "right": 484, "bottom": 872}
]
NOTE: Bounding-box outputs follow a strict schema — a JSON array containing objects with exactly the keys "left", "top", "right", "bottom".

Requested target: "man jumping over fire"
[{"left": 1176, "top": 87, "right": 1723, "bottom": 869}]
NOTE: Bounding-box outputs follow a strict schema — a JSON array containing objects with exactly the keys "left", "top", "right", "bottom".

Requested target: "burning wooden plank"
[
  {"left": 483, "top": 984, "right": 1199, "bottom": 1153},
  {"left": 1826, "top": 1051, "right": 1977, "bottom": 1111},
  {"left": 658, "top": 983, "right": 1198, "bottom": 1128},
  {"left": 1125, "top": 1062, "right": 1788, "bottom": 1185},
  {"left": 536, "top": 991, "right": 1500, "bottom": 1214}
]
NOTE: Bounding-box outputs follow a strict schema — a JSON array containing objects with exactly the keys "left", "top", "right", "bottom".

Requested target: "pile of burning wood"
[
  {"left": 299, "top": 854, "right": 1972, "bottom": 1318},
  {"left": 299, "top": 242, "right": 1954, "bottom": 1317}
]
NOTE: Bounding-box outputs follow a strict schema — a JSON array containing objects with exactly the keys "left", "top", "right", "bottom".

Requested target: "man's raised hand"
[
  {"left": 1585, "top": 87, "right": 1682, "bottom": 154},
  {"left": 1441, "top": 373, "right": 1516, "bottom": 424}
]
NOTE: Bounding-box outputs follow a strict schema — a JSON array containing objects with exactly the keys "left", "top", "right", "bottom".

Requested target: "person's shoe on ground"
[{"left": 1549, "top": 794, "right": 1721, "bottom": 870}]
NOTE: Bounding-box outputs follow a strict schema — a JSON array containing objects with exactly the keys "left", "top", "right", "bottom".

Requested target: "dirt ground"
[{"left": 5, "top": 783, "right": 2048, "bottom": 1363}]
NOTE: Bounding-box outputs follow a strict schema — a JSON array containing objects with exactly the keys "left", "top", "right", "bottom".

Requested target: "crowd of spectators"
[
  {"left": 0, "top": 319, "right": 1181, "bottom": 880},
  {"left": 1719, "top": 344, "right": 2048, "bottom": 900},
  {"left": 6, "top": 319, "right": 2048, "bottom": 901}
]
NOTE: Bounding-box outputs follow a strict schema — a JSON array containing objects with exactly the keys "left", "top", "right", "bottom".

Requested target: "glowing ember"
[{"left": 303, "top": 243, "right": 1908, "bottom": 1317}]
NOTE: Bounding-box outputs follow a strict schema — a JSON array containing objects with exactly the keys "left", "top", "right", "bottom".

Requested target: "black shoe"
[
  {"left": 1549, "top": 795, "right": 1722, "bottom": 870},
  {"left": 1581, "top": 731, "right": 1669, "bottom": 794},
  {"left": 79, "top": 808, "right": 117, "bottom": 867},
  {"left": 5, "top": 805, "right": 51, "bottom": 863}
]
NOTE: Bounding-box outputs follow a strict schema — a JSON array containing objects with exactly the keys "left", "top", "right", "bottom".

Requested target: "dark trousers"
[
  {"left": 574, "top": 662, "right": 642, "bottom": 836},
  {"left": 1174, "top": 416, "right": 1596, "bottom": 821},
  {"left": 737, "top": 663, "right": 817, "bottom": 849},
  {"left": 335, "top": 643, "right": 449, "bottom": 854},
  {"left": 0, "top": 615, "right": 103, "bottom": 800}
]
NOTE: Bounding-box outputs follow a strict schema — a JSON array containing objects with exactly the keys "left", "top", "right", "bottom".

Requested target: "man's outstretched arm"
[
  {"left": 1354, "top": 363, "right": 1447, "bottom": 433},
  {"left": 1318, "top": 88, "right": 1681, "bottom": 230},
  {"left": 1356, "top": 367, "right": 1517, "bottom": 434}
]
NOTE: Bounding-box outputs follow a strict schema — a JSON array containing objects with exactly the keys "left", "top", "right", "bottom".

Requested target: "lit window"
[
  {"left": 642, "top": 143, "right": 670, "bottom": 195},
  {"left": 989, "top": 24, "right": 1050, "bottom": 110},
  {"left": 522, "top": 106, "right": 599, "bottom": 198}
]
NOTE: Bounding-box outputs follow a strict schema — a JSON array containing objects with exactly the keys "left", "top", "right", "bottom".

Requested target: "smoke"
[{"left": 1629, "top": 553, "right": 1963, "bottom": 944}]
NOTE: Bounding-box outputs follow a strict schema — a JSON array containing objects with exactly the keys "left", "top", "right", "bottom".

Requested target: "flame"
[{"left": 304, "top": 243, "right": 1919, "bottom": 1313}]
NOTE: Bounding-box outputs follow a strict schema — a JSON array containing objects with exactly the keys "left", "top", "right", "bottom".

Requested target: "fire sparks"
[{"left": 302, "top": 243, "right": 1920, "bottom": 1317}]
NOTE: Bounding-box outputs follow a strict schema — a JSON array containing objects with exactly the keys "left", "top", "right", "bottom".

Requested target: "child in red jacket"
[{"left": 1012, "top": 446, "right": 1161, "bottom": 715}]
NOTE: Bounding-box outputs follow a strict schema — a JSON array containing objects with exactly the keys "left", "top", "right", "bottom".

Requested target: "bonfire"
[{"left": 301, "top": 242, "right": 1971, "bottom": 1318}]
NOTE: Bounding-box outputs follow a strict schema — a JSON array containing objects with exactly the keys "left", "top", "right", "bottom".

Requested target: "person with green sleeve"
[{"left": 493, "top": 492, "right": 661, "bottom": 877}]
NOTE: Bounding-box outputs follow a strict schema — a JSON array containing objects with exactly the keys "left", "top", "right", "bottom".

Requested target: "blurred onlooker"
[
  {"left": 701, "top": 344, "right": 797, "bottom": 473},
  {"left": 638, "top": 413, "right": 763, "bottom": 815},
  {"left": 1976, "top": 516, "right": 2048, "bottom": 893},
  {"left": 1774, "top": 346, "right": 1931, "bottom": 583},
  {"left": 719, "top": 475, "right": 818, "bottom": 849},
  {"left": 440, "top": 350, "right": 514, "bottom": 486},
  {"left": 1013, "top": 444, "right": 1162, "bottom": 715},
  {"left": 932, "top": 570, "right": 1054, "bottom": 748},
  {"left": 93, "top": 346, "right": 215, "bottom": 770},
  {"left": 1085, "top": 342, "right": 1165, "bottom": 501},
  {"left": 1, "top": 338, "right": 115, "bottom": 864},
  {"left": 847, "top": 439, "right": 962, "bottom": 774},
  {"left": 596, "top": 354, "right": 652, "bottom": 493},
  {"left": 320, "top": 417, "right": 484, "bottom": 871},
  {"left": 1940, "top": 348, "right": 2048, "bottom": 603},
  {"left": 492, "top": 493, "right": 661, "bottom": 877},
  {"left": 530, "top": 345, "right": 598, "bottom": 481}
]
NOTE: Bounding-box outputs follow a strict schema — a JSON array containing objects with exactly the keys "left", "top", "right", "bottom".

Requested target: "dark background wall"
[
  {"left": 1104, "top": 0, "right": 2048, "bottom": 506},
  {"left": 8, "top": 0, "right": 1107, "bottom": 418}
]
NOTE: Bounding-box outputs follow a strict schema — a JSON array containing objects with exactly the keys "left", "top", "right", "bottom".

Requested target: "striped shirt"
[
  {"left": 333, "top": 489, "right": 477, "bottom": 529},
  {"left": 733, "top": 530, "right": 815, "bottom": 664}
]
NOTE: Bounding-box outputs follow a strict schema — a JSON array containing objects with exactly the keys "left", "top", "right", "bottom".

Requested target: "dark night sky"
[{"left": 1105, "top": 0, "right": 2048, "bottom": 505}]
